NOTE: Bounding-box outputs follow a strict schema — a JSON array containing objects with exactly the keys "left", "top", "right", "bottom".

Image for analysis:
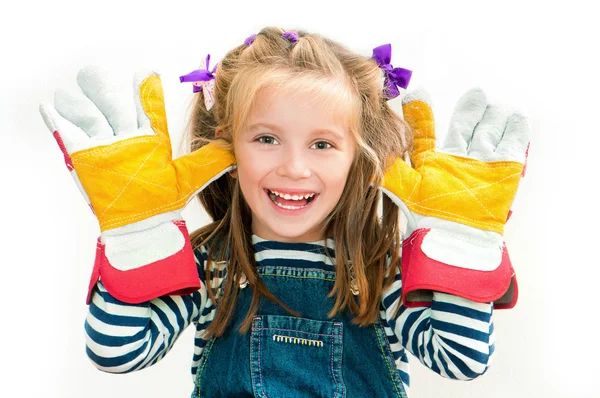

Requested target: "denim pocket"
[{"left": 250, "top": 315, "right": 345, "bottom": 398}]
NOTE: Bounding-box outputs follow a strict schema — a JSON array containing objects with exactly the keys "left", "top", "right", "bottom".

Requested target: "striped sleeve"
[
  {"left": 84, "top": 245, "right": 211, "bottom": 373},
  {"left": 380, "top": 265, "right": 495, "bottom": 386},
  {"left": 189, "top": 257, "right": 227, "bottom": 379}
]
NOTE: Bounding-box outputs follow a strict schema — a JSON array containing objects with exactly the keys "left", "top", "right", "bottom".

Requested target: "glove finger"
[
  {"left": 54, "top": 88, "right": 113, "bottom": 139},
  {"left": 442, "top": 87, "right": 488, "bottom": 156},
  {"left": 39, "top": 101, "right": 90, "bottom": 154},
  {"left": 77, "top": 65, "right": 138, "bottom": 136},
  {"left": 133, "top": 69, "right": 170, "bottom": 141},
  {"left": 495, "top": 112, "right": 530, "bottom": 164},
  {"left": 401, "top": 89, "right": 436, "bottom": 167},
  {"left": 468, "top": 104, "right": 512, "bottom": 160}
]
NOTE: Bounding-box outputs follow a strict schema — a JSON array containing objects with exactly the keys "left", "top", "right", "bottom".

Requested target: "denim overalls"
[{"left": 191, "top": 239, "right": 408, "bottom": 398}]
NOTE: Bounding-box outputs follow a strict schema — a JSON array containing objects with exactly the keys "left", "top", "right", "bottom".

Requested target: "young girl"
[{"left": 40, "top": 26, "right": 528, "bottom": 397}]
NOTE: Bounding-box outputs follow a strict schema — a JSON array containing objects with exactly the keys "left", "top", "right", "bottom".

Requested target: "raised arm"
[
  {"left": 380, "top": 266, "right": 494, "bottom": 386},
  {"left": 84, "top": 246, "right": 221, "bottom": 373}
]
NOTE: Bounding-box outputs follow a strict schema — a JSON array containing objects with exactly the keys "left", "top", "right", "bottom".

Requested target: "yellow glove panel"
[
  {"left": 383, "top": 99, "right": 525, "bottom": 235},
  {"left": 69, "top": 73, "right": 235, "bottom": 231}
]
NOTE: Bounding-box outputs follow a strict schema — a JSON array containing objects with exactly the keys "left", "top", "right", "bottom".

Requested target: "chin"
[{"left": 261, "top": 221, "right": 325, "bottom": 242}]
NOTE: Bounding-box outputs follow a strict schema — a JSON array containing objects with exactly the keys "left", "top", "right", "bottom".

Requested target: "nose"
[{"left": 276, "top": 146, "right": 312, "bottom": 179}]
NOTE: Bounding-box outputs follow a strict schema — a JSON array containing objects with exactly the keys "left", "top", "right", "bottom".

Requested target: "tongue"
[{"left": 275, "top": 196, "right": 308, "bottom": 206}]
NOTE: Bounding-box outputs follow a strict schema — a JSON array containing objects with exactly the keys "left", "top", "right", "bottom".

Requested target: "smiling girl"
[
  {"left": 232, "top": 85, "right": 356, "bottom": 242},
  {"left": 41, "top": 26, "right": 528, "bottom": 397}
]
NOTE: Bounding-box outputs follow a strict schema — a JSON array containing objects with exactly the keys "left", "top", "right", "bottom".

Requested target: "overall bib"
[{"left": 191, "top": 246, "right": 408, "bottom": 398}]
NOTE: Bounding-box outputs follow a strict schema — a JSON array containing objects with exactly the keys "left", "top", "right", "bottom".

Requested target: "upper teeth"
[{"left": 271, "top": 190, "right": 315, "bottom": 200}]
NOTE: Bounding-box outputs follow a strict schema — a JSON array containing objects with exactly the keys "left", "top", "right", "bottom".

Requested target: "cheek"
[
  {"left": 331, "top": 151, "right": 355, "bottom": 178},
  {"left": 322, "top": 158, "right": 354, "bottom": 196},
  {"left": 237, "top": 158, "right": 270, "bottom": 181},
  {"left": 235, "top": 157, "right": 276, "bottom": 198},
  {"left": 331, "top": 174, "right": 350, "bottom": 196},
  {"left": 237, "top": 147, "right": 283, "bottom": 178}
]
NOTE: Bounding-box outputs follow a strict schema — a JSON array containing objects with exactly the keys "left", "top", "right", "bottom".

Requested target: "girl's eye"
[
  {"left": 311, "top": 141, "right": 333, "bottom": 150},
  {"left": 257, "top": 136, "right": 279, "bottom": 145}
]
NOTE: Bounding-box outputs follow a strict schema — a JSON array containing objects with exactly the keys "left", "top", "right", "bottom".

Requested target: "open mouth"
[{"left": 266, "top": 189, "right": 318, "bottom": 210}]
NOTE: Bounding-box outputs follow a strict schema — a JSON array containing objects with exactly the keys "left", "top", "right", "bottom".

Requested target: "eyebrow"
[{"left": 247, "top": 122, "right": 346, "bottom": 141}]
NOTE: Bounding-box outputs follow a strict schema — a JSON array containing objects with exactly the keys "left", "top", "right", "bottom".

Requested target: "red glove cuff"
[
  {"left": 86, "top": 220, "right": 201, "bottom": 304},
  {"left": 401, "top": 228, "right": 518, "bottom": 309}
]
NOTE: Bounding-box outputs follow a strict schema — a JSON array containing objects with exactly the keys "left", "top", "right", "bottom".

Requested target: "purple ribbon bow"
[
  {"left": 282, "top": 31, "right": 299, "bottom": 43},
  {"left": 179, "top": 54, "right": 217, "bottom": 93},
  {"left": 372, "top": 44, "right": 412, "bottom": 100}
]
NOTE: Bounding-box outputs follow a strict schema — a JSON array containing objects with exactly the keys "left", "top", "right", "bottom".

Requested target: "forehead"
[{"left": 246, "top": 85, "right": 354, "bottom": 136}]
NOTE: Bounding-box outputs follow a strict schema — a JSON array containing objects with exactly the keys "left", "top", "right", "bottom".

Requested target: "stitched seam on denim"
[
  {"left": 338, "top": 323, "right": 347, "bottom": 398},
  {"left": 195, "top": 338, "right": 216, "bottom": 397},
  {"left": 251, "top": 318, "right": 269, "bottom": 398},
  {"left": 257, "top": 267, "right": 336, "bottom": 279},
  {"left": 254, "top": 244, "right": 333, "bottom": 254},
  {"left": 330, "top": 324, "right": 339, "bottom": 396},
  {"left": 258, "top": 321, "right": 269, "bottom": 398},
  {"left": 258, "top": 266, "right": 336, "bottom": 274},
  {"left": 336, "top": 323, "right": 346, "bottom": 397},
  {"left": 255, "top": 328, "right": 334, "bottom": 338},
  {"left": 373, "top": 323, "right": 403, "bottom": 397},
  {"left": 257, "top": 274, "right": 336, "bottom": 282},
  {"left": 250, "top": 319, "right": 258, "bottom": 397},
  {"left": 256, "top": 262, "right": 336, "bottom": 270}
]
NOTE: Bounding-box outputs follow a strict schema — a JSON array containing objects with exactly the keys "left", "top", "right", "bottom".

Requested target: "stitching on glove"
[
  {"left": 180, "top": 173, "right": 193, "bottom": 191},
  {"left": 416, "top": 156, "right": 524, "bottom": 169},
  {"left": 93, "top": 171, "right": 222, "bottom": 228},
  {"left": 98, "top": 172, "right": 224, "bottom": 228},
  {"left": 405, "top": 203, "right": 501, "bottom": 230},
  {"left": 413, "top": 171, "right": 521, "bottom": 208},
  {"left": 99, "top": 141, "right": 162, "bottom": 218},
  {"left": 69, "top": 76, "right": 234, "bottom": 229},
  {"left": 99, "top": 191, "right": 187, "bottom": 227},
  {"left": 405, "top": 101, "right": 435, "bottom": 157},
  {"left": 424, "top": 157, "right": 520, "bottom": 222},
  {"left": 73, "top": 161, "right": 180, "bottom": 194},
  {"left": 141, "top": 75, "right": 170, "bottom": 146},
  {"left": 73, "top": 143, "right": 233, "bottom": 228},
  {"left": 406, "top": 150, "right": 427, "bottom": 202},
  {"left": 71, "top": 135, "right": 157, "bottom": 156},
  {"left": 402, "top": 100, "right": 525, "bottom": 232}
]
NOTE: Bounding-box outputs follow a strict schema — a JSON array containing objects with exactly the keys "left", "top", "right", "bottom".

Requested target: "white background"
[{"left": 1, "top": 0, "right": 598, "bottom": 397}]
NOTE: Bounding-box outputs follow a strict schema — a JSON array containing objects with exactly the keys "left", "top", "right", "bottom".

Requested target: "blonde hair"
[{"left": 185, "top": 26, "right": 412, "bottom": 337}]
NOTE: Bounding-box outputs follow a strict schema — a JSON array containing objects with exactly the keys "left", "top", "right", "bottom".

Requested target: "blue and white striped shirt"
[{"left": 85, "top": 235, "right": 495, "bottom": 395}]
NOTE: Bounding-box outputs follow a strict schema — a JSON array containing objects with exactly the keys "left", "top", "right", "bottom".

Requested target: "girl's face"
[{"left": 233, "top": 86, "right": 356, "bottom": 242}]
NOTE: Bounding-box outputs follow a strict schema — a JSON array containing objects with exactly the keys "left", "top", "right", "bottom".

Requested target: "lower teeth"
[
  {"left": 275, "top": 202, "right": 307, "bottom": 210},
  {"left": 268, "top": 190, "right": 312, "bottom": 210}
]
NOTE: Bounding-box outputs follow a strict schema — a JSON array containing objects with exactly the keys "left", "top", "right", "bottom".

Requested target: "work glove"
[
  {"left": 381, "top": 88, "right": 529, "bottom": 308},
  {"left": 40, "top": 66, "right": 235, "bottom": 304}
]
